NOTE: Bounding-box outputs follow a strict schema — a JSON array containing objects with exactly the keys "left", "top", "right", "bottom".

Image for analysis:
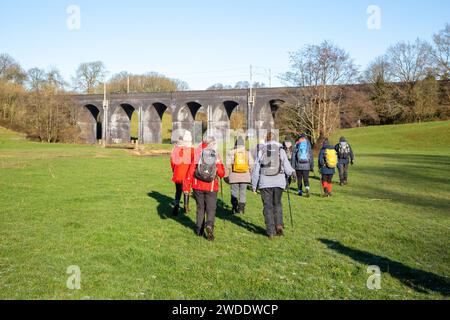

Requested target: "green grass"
[{"left": 0, "top": 121, "right": 449, "bottom": 300}]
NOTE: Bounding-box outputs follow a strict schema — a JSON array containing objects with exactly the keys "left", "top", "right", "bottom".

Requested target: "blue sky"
[{"left": 0, "top": 0, "right": 448, "bottom": 90}]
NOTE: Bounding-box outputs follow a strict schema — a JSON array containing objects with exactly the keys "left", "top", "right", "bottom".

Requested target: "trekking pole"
[
  {"left": 220, "top": 178, "right": 224, "bottom": 204},
  {"left": 286, "top": 185, "right": 294, "bottom": 230}
]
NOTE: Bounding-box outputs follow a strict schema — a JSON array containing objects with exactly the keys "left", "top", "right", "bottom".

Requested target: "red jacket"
[
  {"left": 183, "top": 143, "right": 225, "bottom": 193},
  {"left": 170, "top": 145, "right": 195, "bottom": 184}
]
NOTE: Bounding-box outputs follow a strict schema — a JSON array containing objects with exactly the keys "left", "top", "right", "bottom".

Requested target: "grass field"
[{"left": 0, "top": 121, "right": 449, "bottom": 300}]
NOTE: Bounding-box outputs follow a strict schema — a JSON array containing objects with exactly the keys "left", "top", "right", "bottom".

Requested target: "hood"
[{"left": 322, "top": 139, "right": 331, "bottom": 148}]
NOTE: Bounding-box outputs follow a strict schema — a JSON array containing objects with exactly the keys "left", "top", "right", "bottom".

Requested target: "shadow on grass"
[
  {"left": 319, "top": 239, "right": 450, "bottom": 296},
  {"left": 147, "top": 191, "right": 197, "bottom": 233},
  {"left": 216, "top": 198, "right": 268, "bottom": 237}
]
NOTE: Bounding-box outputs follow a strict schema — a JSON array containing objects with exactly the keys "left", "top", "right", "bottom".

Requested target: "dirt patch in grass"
[{"left": 129, "top": 148, "right": 171, "bottom": 157}]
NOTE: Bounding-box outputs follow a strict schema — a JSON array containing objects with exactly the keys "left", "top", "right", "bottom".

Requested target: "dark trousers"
[
  {"left": 296, "top": 170, "right": 310, "bottom": 190},
  {"left": 321, "top": 174, "right": 333, "bottom": 184},
  {"left": 338, "top": 163, "right": 349, "bottom": 183},
  {"left": 193, "top": 189, "right": 217, "bottom": 235},
  {"left": 260, "top": 188, "right": 284, "bottom": 237},
  {"left": 174, "top": 183, "right": 183, "bottom": 206}
]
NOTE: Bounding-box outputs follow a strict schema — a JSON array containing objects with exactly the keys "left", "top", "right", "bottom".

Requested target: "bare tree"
[
  {"left": 386, "top": 39, "right": 434, "bottom": 84},
  {"left": 278, "top": 41, "right": 359, "bottom": 146},
  {"left": 74, "top": 61, "right": 107, "bottom": 94},
  {"left": 364, "top": 55, "right": 392, "bottom": 84},
  {"left": 27, "top": 68, "right": 47, "bottom": 91},
  {"left": 0, "top": 53, "right": 26, "bottom": 84},
  {"left": 106, "top": 71, "right": 189, "bottom": 93},
  {"left": 432, "top": 24, "right": 450, "bottom": 80}
]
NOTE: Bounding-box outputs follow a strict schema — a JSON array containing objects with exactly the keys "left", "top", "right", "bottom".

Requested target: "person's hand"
[
  {"left": 351, "top": 160, "right": 354, "bottom": 166},
  {"left": 184, "top": 191, "right": 190, "bottom": 196},
  {"left": 253, "top": 190, "right": 257, "bottom": 195}
]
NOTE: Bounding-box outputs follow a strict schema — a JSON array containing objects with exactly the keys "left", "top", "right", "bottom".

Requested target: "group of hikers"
[{"left": 169, "top": 130, "right": 355, "bottom": 241}]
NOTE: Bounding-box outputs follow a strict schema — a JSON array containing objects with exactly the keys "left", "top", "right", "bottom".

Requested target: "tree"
[
  {"left": 27, "top": 67, "right": 66, "bottom": 92},
  {"left": 104, "top": 71, "right": 188, "bottom": 93},
  {"left": 234, "top": 81, "right": 250, "bottom": 89},
  {"left": 386, "top": 39, "right": 434, "bottom": 84},
  {"left": 25, "top": 87, "right": 78, "bottom": 143},
  {"left": 432, "top": 24, "right": 450, "bottom": 80},
  {"left": 0, "top": 53, "right": 26, "bottom": 84},
  {"left": 279, "top": 41, "right": 359, "bottom": 146},
  {"left": 74, "top": 61, "right": 107, "bottom": 94},
  {"left": 207, "top": 83, "right": 232, "bottom": 90},
  {"left": 386, "top": 39, "right": 439, "bottom": 122},
  {"left": 27, "top": 68, "right": 47, "bottom": 91}
]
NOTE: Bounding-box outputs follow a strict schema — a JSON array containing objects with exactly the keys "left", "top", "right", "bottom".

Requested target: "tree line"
[{"left": 277, "top": 24, "right": 450, "bottom": 147}]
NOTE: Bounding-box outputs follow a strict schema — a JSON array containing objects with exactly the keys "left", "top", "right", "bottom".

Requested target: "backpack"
[
  {"left": 194, "top": 148, "right": 217, "bottom": 183},
  {"left": 338, "top": 142, "right": 351, "bottom": 159},
  {"left": 260, "top": 143, "right": 282, "bottom": 176},
  {"left": 233, "top": 149, "right": 249, "bottom": 173},
  {"left": 297, "top": 140, "right": 309, "bottom": 164},
  {"left": 325, "top": 149, "right": 338, "bottom": 169}
]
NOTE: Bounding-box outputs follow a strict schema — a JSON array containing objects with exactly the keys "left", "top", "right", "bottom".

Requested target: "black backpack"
[
  {"left": 194, "top": 148, "right": 217, "bottom": 183},
  {"left": 260, "top": 143, "right": 282, "bottom": 176},
  {"left": 338, "top": 142, "right": 351, "bottom": 159}
]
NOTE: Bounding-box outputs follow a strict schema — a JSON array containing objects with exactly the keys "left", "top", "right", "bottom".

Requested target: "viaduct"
[{"left": 72, "top": 87, "right": 294, "bottom": 144}]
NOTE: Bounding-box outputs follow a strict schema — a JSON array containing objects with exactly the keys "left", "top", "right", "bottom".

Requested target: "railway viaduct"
[{"left": 72, "top": 87, "right": 294, "bottom": 144}]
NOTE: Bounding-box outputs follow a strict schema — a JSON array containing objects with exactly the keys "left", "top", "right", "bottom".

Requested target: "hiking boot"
[
  {"left": 339, "top": 182, "right": 344, "bottom": 186},
  {"left": 276, "top": 225, "right": 284, "bottom": 236},
  {"left": 205, "top": 226, "right": 215, "bottom": 242},
  {"left": 344, "top": 180, "right": 348, "bottom": 185},
  {"left": 231, "top": 198, "right": 239, "bottom": 214},
  {"left": 238, "top": 203, "right": 246, "bottom": 214},
  {"left": 184, "top": 195, "right": 190, "bottom": 214},
  {"left": 172, "top": 204, "right": 180, "bottom": 216},
  {"left": 323, "top": 188, "right": 329, "bottom": 198},
  {"left": 305, "top": 187, "right": 311, "bottom": 198},
  {"left": 298, "top": 190, "right": 303, "bottom": 197}
]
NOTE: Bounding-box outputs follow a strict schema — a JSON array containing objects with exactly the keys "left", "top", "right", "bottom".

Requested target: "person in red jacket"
[
  {"left": 183, "top": 136, "right": 225, "bottom": 241},
  {"left": 170, "top": 131, "right": 194, "bottom": 216}
]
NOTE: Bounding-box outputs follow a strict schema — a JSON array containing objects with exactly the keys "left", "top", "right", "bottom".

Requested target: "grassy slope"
[{"left": 0, "top": 121, "right": 449, "bottom": 300}]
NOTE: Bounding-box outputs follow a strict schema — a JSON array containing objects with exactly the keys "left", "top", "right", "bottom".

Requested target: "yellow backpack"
[
  {"left": 325, "top": 149, "right": 338, "bottom": 169},
  {"left": 233, "top": 150, "right": 249, "bottom": 173}
]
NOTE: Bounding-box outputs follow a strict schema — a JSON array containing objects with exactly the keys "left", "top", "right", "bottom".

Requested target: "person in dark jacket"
[
  {"left": 291, "top": 134, "right": 314, "bottom": 197},
  {"left": 318, "top": 139, "right": 336, "bottom": 197},
  {"left": 334, "top": 137, "right": 354, "bottom": 186}
]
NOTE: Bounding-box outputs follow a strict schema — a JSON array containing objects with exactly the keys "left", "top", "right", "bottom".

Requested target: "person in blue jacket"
[
  {"left": 291, "top": 133, "right": 314, "bottom": 197},
  {"left": 318, "top": 139, "right": 336, "bottom": 197}
]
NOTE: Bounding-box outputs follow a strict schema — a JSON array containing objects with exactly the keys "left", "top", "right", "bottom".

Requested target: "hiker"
[
  {"left": 291, "top": 134, "right": 314, "bottom": 197},
  {"left": 252, "top": 132, "right": 295, "bottom": 238},
  {"left": 170, "top": 131, "right": 194, "bottom": 216},
  {"left": 318, "top": 138, "right": 338, "bottom": 197},
  {"left": 183, "top": 136, "right": 225, "bottom": 241},
  {"left": 226, "top": 136, "right": 254, "bottom": 214},
  {"left": 335, "top": 137, "right": 355, "bottom": 186}
]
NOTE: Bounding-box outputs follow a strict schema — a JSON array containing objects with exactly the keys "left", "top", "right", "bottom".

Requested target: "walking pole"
[
  {"left": 286, "top": 182, "right": 294, "bottom": 230},
  {"left": 220, "top": 178, "right": 224, "bottom": 204}
]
